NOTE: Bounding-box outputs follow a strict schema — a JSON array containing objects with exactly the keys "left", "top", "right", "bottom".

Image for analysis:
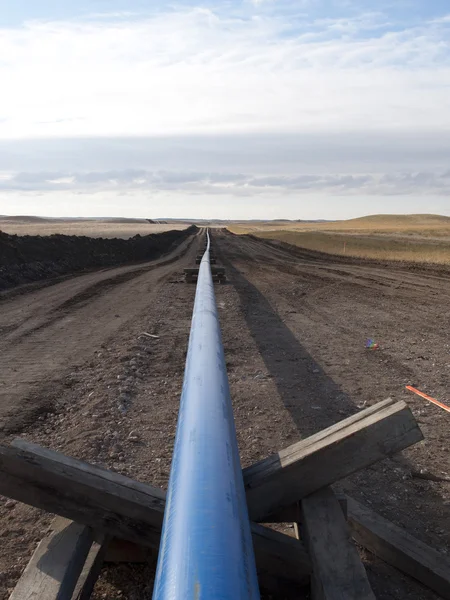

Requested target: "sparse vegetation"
[
  {"left": 0, "top": 218, "right": 188, "bottom": 239},
  {"left": 228, "top": 214, "right": 450, "bottom": 264}
]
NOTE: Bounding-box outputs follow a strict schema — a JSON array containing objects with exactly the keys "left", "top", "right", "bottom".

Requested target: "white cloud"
[
  {"left": 430, "top": 14, "right": 450, "bottom": 24},
  {"left": 0, "top": 7, "right": 450, "bottom": 138},
  {"left": 1, "top": 5, "right": 450, "bottom": 220},
  {"left": 250, "top": 0, "right": 276, "bottom": 6},
  {"left": 3, "top": 168, "right": 450, "bottom": 197}
]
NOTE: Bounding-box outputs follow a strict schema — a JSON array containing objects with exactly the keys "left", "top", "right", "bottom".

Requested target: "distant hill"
[
  {"left": 340, "top": 214, "right": 450, "bottom": 227},
  {"left": 2, "top": 214, "right": 449, "bottom": 229},
  {"left": 157, "top": 218, "right": 334, "bottom": 224},
  {"left": 0, "top": 216, "right": 150, "bottom": 224},
  {"left": 0, "top": 215, "right": 52, "bottom": 223}
]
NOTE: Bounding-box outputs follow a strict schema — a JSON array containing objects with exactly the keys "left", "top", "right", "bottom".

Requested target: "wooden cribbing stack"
[
  {"left": 185, "top": 240, "right": 226, "bottom": 283},
  {"left": 184, "top": 266, "right": 226, "bottom": 283},
  {"left": 2, "top": 398, "right": 450, "bottom": 599}
]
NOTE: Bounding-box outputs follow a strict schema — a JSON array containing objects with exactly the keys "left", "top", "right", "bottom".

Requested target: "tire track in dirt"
[
  {"left": 214, "top": 229, "right": 449, "bottom": 600},
  {"left": 0, "top": 231, "right": 201, "bottom": 432},
  {"left": 6, "top": 234, "right": 199, "bottom": 343}
]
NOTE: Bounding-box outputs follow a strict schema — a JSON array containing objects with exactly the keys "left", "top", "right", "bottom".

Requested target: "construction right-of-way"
[{"left": 1, "top": 230, "right": 450, "bottom": 599}]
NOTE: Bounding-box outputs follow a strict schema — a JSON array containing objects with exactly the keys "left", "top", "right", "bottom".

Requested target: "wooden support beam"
[
  {"left": 251, "top": 521, "right": 311, "bottom": 590},
  {"left": 71, "top": 537, "right": 110, "bottom": 600},
  {"left": 184, "top": 265, "right": 225, "bottom": 283},
  {"left": 301, "top": 488, "right": 375, "bottom": 600},
  {"left": 184, "top": 267, "right": 225, "bottom": 275},
  {"left": 3, "top": 439, "right": 165, "bottom": 548},
  {"left": 243, "top": 399, "right": 423, "bottom": 522},
  {"left": 9, "top": 518, "right": 94, "bottom": 600},
  {"left": 196, "top": 257, "right": 216, "bottom": 264},
  {"left": 0, "top": 440, "right": 311, "bottom": 589},
  {"left": 102, "top": 528, "right": 310, "bottom": 591},
  {"left": 347, "top": 496, "right": 450, "bottom": 600},
  {"left": 267, "top": 493, "right": 348, "bottom": 523}
]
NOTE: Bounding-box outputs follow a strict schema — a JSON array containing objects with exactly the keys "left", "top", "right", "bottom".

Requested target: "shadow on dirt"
[
  {"left": 216, "top": 234, "right": 448, "bottom": 600},
  {"left": 221, "top": 259, "right": 358, "bottom": 436}
]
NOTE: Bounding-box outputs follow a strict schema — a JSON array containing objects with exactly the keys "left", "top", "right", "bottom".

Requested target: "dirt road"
[
  {"left": 0, "top": 230, "right": 200, "bottom": 432},
  {"left": 0, "top": 229, "right": 449, "bottom": 599}
]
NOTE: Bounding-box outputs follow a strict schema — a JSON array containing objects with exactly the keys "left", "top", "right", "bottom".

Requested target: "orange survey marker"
[{"left": 406, "top": 386, "right": 450, "bottom": 414}]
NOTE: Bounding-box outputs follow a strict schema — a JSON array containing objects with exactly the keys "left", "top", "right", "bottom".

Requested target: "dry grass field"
[
  {"left": 0, "top": 217, "right": 188, "bottom": 239},
  {"left": 229, "top": 214, "right": 450, "bottom": 264}
]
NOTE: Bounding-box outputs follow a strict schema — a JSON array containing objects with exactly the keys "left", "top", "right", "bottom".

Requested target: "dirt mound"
[{"left": 0, "top": 226, "right": 197, "bottom": 291}]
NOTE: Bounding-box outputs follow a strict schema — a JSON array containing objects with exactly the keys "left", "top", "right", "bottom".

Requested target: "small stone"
[{"left": 5, "top": 500, "right": 16, "bottom": 509}]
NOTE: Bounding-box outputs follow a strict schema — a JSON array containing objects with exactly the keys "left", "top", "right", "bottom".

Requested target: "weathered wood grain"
[
  {"left": 9, "top": 519, "right": 94, "bottom": 600},
  {"left": 267, "top": 493, "right": 347, "bottom": 523},
  {"left": 301, "top": 488, "right": 375, "bottom": 600},
  {"left": 347, "top": 495, "right": 450, "bottom": 600},
  {"left": 72, "top": 536, "right": 110, "bottom": 600},
  {"left": 244, "top": 399, "right": 423, "bottom": 522},
  {"left": 250, "top": 521, "right": 311, "bottom": 588},
  {"left": 1, "top": 439, "right": 165, "bottom": 548},
  {"left": 0, "top": 440, "right": 311, "bottom": 588}
]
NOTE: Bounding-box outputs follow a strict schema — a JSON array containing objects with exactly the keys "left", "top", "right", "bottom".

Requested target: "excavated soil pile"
[{"left": 0, "top": 226, "right": 197, "bottom": 290}]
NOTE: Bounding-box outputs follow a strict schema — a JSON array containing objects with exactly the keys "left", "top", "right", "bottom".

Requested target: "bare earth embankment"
[{"left": 0, "top": 226, "right": 197, "bottom": 290}]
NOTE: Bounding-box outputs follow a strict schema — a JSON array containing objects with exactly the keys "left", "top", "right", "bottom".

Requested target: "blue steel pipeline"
[{"left": 152, "top": 230, "right": 260, "bottom": 600}]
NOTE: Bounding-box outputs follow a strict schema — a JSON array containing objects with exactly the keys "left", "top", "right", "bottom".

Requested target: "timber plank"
[
  {"left": 301, "top": 488, "right": 375, "bottom": 600},
  {"left": 267, "top": 493, "right": 347, "bottom": 523},
  {"left": 0, "top": 440, "right": 165, "bottom": 548},
  {"left": 72, "top": 536, "right": 110, "bottom": 600},
  {"left": 184, "top": 267, "right": 225, "bottom": 274},
  {"left": 11, "top": 439, "right": 165, "bottom": 499},
  {"left": 244, "top": 399, "right": 423, "bottom": 522},
  {"left": 0, "top": 440, "right": 311, "bottom": 588},
  {"left": 9, "top": 520, "right": 94, "bottom": 600},
  {"left": 250, "top": 521, "right": 311, "bottom": 588},
  {"left": 347, "top": 496, "right": 450, "bottom": 600}
]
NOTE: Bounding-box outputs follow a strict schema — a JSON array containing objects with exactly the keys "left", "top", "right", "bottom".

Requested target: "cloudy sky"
[{"left": 1, "top": 0, "right": 450, "bottom": 219}]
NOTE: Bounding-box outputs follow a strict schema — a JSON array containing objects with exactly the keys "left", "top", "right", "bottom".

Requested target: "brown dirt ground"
[{"left": 0, "top": 229, "right": 449, "bottom": 599}]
